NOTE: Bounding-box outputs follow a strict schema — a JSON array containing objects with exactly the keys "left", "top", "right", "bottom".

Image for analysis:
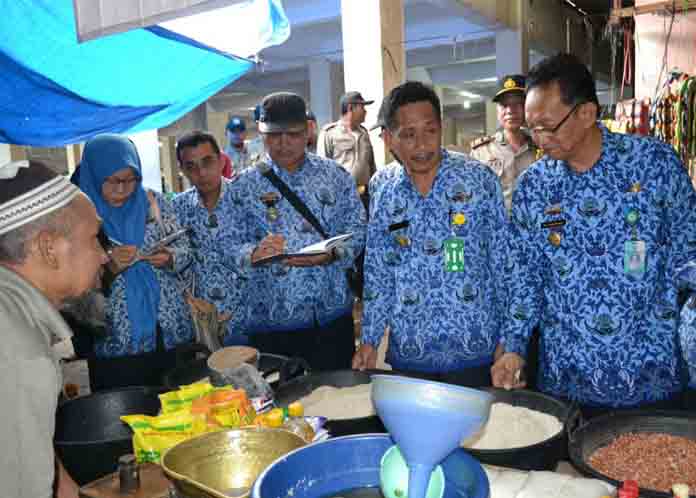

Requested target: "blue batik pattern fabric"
[
  {"left": 173, "top": 178, "right": 249, "bottom": 344},
  {"left": 224, "top": 153, "right": 367, "bottom": 334},
  {"left": 96, "top": 190, "right": 195, "bottom": 357},
  {"left": 677, "top": 261, "right": 696, "bottom": 388},
  {"left": 362, "top": 149, "right": 510, "bottom": 373},
  {"left": 504, "top": 124, "right": 696, "bottom": 407}
]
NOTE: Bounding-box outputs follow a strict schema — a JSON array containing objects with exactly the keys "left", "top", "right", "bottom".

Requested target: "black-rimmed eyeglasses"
[{"left": 530, "top": 102, "right": 581, "bottom": 139}]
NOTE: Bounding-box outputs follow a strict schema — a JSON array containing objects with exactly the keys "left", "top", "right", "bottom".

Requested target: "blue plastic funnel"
[{"left": 371, "top": 375, "right": 493, "bottom": 498}]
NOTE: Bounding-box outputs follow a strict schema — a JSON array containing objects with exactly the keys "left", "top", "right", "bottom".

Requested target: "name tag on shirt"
[{"left": 389, "top": 220, "right": 409, "bottom": 232}]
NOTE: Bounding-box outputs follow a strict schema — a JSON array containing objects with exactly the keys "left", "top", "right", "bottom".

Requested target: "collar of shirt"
[
  {"left": 394, "top": 148, "right": 455, "bottom": 192},
  {"left": 267, "top": 153, "right": 311, "bottom": 180},
  {"left": 547, "top": 122, "right": 612, "bottom": 177},
  {"left": 193, "top": 176, "right": 229, "bottom": 211},
  {"left": 0, "top": 265, "right": 73, "bottom": 346}
]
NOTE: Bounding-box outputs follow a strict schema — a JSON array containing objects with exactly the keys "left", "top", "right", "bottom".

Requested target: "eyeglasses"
[
  {"left": 529, "top": 102, "right": 582, "bottom": 139},
  {"left": 103, "top": 176, "right": 138, "bottom": 188}
]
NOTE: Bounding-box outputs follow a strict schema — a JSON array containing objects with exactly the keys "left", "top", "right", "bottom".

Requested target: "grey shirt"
[{"left": 0, "top": 265, "right": 72, "bottom": 498}]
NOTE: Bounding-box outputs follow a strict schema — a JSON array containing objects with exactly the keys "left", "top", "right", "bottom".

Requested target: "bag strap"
[{"left": 260, "top": 164, "right": 329, "bottom": 239}]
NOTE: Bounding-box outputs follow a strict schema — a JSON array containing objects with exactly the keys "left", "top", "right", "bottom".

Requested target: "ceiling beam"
[
  {"left": 407, "top": 37, "right": 495, "bottom": 67},
  {"left": 428, "top": 60, "right": 496, "bottom": 85}
]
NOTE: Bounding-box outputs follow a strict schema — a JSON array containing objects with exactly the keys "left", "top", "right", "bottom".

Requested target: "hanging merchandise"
[
  {"left": 610, "top": 98, "right": 651, "bottom": 135},
  {"left": 647, "top": 71, "right": 696, "bottom": 179}
]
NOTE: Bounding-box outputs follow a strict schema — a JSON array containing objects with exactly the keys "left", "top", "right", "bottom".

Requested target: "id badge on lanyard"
[{"left": 623, "top": 205, "right": 646, "bottom": 276}]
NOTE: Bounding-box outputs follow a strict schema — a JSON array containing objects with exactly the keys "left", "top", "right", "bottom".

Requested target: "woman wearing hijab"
[{"left": 78, "top": 134, "right": 194, "bottom": 390}]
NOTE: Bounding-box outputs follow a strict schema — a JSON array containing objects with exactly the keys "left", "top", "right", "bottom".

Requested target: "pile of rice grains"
[{"left": 589, "top": 433, "right": 696, "bottom": 492}]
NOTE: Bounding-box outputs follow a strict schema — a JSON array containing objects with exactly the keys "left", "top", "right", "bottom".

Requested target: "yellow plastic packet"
[
  {"left": 121, "top": 410, "right": 202, "bottom": 464},
  {"left": 159, "top": 381, "right": 214, "bottom": 413}
]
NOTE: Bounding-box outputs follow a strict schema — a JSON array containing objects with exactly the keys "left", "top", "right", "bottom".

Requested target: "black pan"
[
  {"left": 54, "top": 386, "right": 165, "bottom": 486},
  {"left": 273, "top": 369, "right": 388, "bottom": 436},
  {"left": 568, "top": 409, "right": 696, "bottom": 498},
  {"left": 466, "top": 388, "right": 579, "bottom": 471}
]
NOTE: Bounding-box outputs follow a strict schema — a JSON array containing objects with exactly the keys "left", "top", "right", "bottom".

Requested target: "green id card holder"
[
  {"left": 624, "top": 239, "right": 646, "bottom": 276},
  {"left": 444, "top": 237, "right": 465, "bottom": 272}
]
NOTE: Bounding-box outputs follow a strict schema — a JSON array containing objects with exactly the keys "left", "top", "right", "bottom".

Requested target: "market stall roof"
[
  {"left": 0, "top": 0, "right": 289, "bottom": 147},
  {"left": 72, "top": 0, "right": 249, "bottom": 42}
]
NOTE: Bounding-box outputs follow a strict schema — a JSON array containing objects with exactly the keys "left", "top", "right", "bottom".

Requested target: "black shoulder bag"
[{"left": 260, "top": 165, "right": 364, "bottom": 298}]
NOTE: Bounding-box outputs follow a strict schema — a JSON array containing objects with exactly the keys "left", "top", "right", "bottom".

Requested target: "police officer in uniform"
[
  {"left": 224, "top": 116, "right": 264, "bottom": 173},
  {"left": 470, "top": 75, "right": 540, "bottom": 213},
  {"left": 318, "top": 91, "right": 377, "bottom": 209}
]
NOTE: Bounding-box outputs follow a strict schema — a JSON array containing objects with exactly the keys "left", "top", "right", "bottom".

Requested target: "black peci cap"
[
  {"left": 369, "top": 97, "right": 388, "bottom": 131},
  {"left": 257, "top": 92, "right": 307, "bottom": 133},
  {"left": 492, "top": 75, "right": 526, "bottom": 103},
  {"left": 340, "top": 91, "right": 375, "bottom": 109}
]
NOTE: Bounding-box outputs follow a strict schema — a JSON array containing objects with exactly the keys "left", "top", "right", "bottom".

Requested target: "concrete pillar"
[
  {"left": 10, "top": 145, "right": 27, "bottom": 161},
  {"left": 206, "top": 107, "right": 230, "bottom": 154},
  {"left": 488, "top": 0, "right": 529, "bottom": 136},
  {"left": 341, "top": 0, "right": 405, "bottom": 167},
  {"left": 495, "top": 0, "right": 528, "bottom": 77},
  {"left": 129, "top": 130, "right": 162, "bottom": 193},
  {"left": 309, "top": 59, "right": 344, "bottom": 128},
  {"left": 0, "top": 144, "right": 11, "bottom": 165},
  {"left": 65, "top": 144, "right": 83, "bottom": 175},
  {"left": 495, "top": 29, "right": 529, "bottom": 77},
  {"left": 159, "top": 135, "right": 178, "bottom": 194},
  {"left": 433, "top": 84, "right": 455, "bottom": 148}
]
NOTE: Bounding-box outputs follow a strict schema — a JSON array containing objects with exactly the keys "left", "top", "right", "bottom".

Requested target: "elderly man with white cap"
[{"left": 0, "top": 160, "right": 109, "bottom": 497}]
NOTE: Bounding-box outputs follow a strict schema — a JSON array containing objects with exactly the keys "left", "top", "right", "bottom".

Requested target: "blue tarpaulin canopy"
[{"left": 0, "top": 0, "right": 289, "bottom": 146}]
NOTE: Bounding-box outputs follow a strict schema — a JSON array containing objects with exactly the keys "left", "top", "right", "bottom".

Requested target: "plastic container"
[{"left": 251, "top": 434, "right": 489, "bottom": 498}]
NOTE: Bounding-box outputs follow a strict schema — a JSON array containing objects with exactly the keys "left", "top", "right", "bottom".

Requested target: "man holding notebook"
[{"left": 225, "top": 92, "right": 367, "bottom": 370}]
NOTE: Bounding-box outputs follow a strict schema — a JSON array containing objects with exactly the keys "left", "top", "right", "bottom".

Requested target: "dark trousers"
[
  {"left": 684, "top": 388, "right": 696, "bottom": 411},
  {"left": 88, "top": 325, "right": 178, "bottom": 391},
  {"left": 395, "top": 363, "right": 492, "bottom": 389},
  {"left": 247, "top": 313, "right": 355, "bottom": 372}
]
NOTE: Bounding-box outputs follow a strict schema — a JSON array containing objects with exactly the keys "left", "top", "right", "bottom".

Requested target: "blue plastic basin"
[{"left": 251, "top": 434, "right": 489, "bottom": 498}]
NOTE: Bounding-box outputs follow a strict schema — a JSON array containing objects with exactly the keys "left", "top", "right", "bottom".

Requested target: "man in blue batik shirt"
[
  {"left": 173, "top": 131, "right": 248, "bottom": 345},
  {"left": 677, "top": 261, "right": 696, "bottom": 410},
  {"left": 352, "top": 81, "right": 509, "bottom": 387},
  {"left": 492, "top": 53, "right": 696, "bottom": 416},
  {"left": 225, "top": 92, "right": 367, "bottom": 371}
]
